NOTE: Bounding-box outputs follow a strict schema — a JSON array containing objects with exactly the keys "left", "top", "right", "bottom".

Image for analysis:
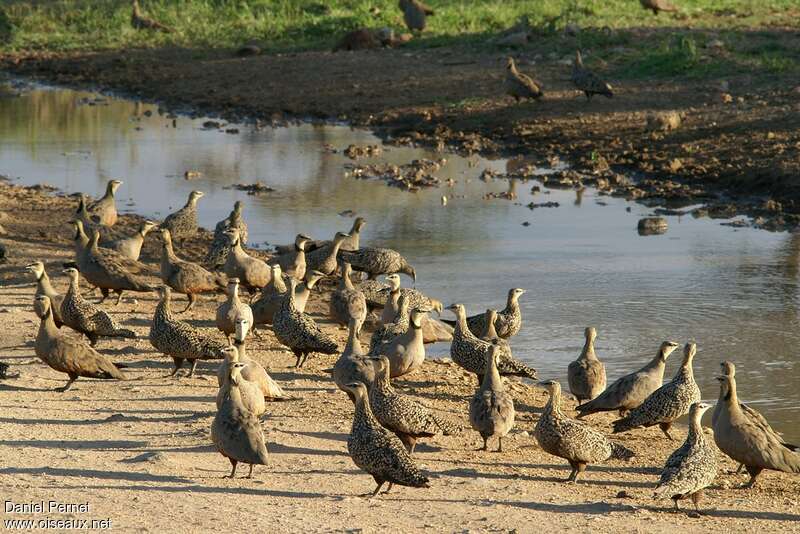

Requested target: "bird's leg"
[
  {"left": 566, "top": 467, "right": 577, "bottom": 484},
  {"left": 480, "top": 436, "right": 488, "bottom": 452},
  {"left": 226, "top": 334, "right": 232, "bottom": 346},
  {"left": 691, "top": 491, "right": 703, "bottom": 515},
  {"left": 56, "top": 375, "right": 78, "bottom": 392},
  {"left": 409, "top": 442, "right": 416, "bottom": 455},
  {"left": 382, "top": 483, "right": 394, "bottom": 494},
  {"left": 169, "top": 358, "right": 184, "bottom": 377},
  {"left": 181, "top": 294, "right": 196, "bottom": 313},
  {"left": 187, "top": 359, "right": 199, "bottom": 377},
  {"left": 225, "top": 459, "right": 237, "bottom": 478},
  {"left": 245, "top": 464, "right": 254, "bottom": 479},
  {"left": 672, "top": 498, "right": 680, "bottom": 512},
  {"left": 88, "top": 333, "right": 99, "bottom": 347},
  {"left": 98, "top": 288, "right": 110, "bottom": 304},
  {"left": 744, "top": 466, "right": 762, "bottom": 488},
  {"left": 496, "top": 437, "right": 503, "bottom": 453},
  {"left": 659, "top": 422, "right": 673, "bottom": 440},
  {"left": 368, "top": 481, "right": 385, "bottom": 499},
  {"left": 115, "top": 290, "right": 124, "bottom": 306},
  {"left": 475, "top": 374, "right": 483, "bottom": 386},
  {"left": 735, "top": 463, "right": 745, "bottom": 474}
]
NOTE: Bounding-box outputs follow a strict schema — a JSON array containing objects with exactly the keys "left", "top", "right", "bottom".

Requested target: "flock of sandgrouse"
[
  {"left": 14, "top": 0, "right": 796, "bottom": 517},
  {"left": 22, "top": 176, "right": 800, "bottom": 513}
]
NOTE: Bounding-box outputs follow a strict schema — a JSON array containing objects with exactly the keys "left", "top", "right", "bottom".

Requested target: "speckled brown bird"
[
  {"left": 571, "top": 50, "right": 614, "bottom": 101},
  {"left": 504, "top": 57, "right": 544, "bottom": 102}
]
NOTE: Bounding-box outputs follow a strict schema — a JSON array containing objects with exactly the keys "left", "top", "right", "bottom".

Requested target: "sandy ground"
[
  {"left": 3, "top": 44, "right": 800, "bottom": 229},
  {"left": 1, "top": 181, "right": 799, "bottom": 533}
]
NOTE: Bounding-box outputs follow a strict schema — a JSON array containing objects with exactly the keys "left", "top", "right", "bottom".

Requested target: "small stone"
[
  {"left": 616, "top": 490, "right": 633, "bottom": 499},
  {"left": 521, "top": 221, "right": 530, "bottom": 226},
  {"left": 767, "top": 131, "right": 776, "bottom": 140},
  {"left": 638, "top": 217, "right": 668, "bottom": 236},
  {"left": 721, "top": 93, "right": 733, "bottom": 103}
]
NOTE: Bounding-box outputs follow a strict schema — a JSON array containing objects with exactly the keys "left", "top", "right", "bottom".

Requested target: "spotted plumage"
[
  {"left": 369, "top": 294, "right": 411, "bottom": 352},
  {"left": 613, "top": 342, "right": 701, "bottom": 439},
  {"left": 568, "top": 327, "right": 607, "bottom": 403},
  {"left": 26, "top": 262, "right": 64, "bottom": 328},
  {"left": 505, "top": 57, "right": 544, "bottom": 102},
  {"left": 654, "top": 402, "right": 717, "bottom": 513},
  {"left": 161, "top": 190, "right": 203, "bottom": 241},
  {"left": 470, "top": 344, "right": 516, "bottom": 452},
  {"left": 447, "top": 303, "right": 537, "bottom": 383},
  {"left": 369, "top": 355, "right": 458, "bottom": 454},
  {"left": 571, "top": 50, "right": 613, "bottom": 101},
  {"left": 205, "top": 201, "right": 248, "bottom": 269},
  {"left": 60, "top": 268, "right": 136, "bottom": 346},
  {"left": 273, "top": 278, "right": 338, "bottom": 368},
  {"left": 33, "top": 295, "right": 126, "bottom": 391},
  {"left": 344, "top": 381, "right": 430, "bottom": 497},
  {"left": 212, "top": 362, "right": 269, "bottom": 479},
  {"left": 340, "top": 247, "right": 416, "bottom": 282},
  {"left": 712, "top": 366, "right": 800, "bottom": 488},
  {"left": 441, "top": 288, "right": 524, "bottom": 338},
  {"left": 149, "top": 286, "right": 226, "bottom": 376},
  {"left": 535, "top": 380, "right": 634, "bottom": 482},
  {"left": 331, "top": 262, "right": 368, "bottom": 328},
  {"left": 576, "top": 341, "right": 679, "bottom": 417}
]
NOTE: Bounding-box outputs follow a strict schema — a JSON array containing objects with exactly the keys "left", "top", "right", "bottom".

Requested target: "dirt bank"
[
  {"left": 3, "top": 45, "right": 800, "bottom": 231},
  {"left": 0, "top": 180, "right": 799, "bottom": 532}
]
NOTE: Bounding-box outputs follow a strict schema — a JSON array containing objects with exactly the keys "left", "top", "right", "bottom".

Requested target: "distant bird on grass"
[
  {"left": 399, "top": 0, "right": 434, "bottom": 32},
  {"left": 131, "top": 0, "right": 174, "bottom": 32},
  {"left": 640, "top": 0, "right": 678, "bottom": 15}
]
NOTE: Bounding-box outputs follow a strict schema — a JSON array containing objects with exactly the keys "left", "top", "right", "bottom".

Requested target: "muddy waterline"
[{"left": 1, "top": 81, "right": 797, "bottom": 442}]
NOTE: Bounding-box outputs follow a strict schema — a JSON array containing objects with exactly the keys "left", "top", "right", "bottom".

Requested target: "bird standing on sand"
[
  {"left": 272, "top": 278, "right": 338, "bottom": 368},
  {"left": 535, "top": 380, "right": 634, "bottom": 483},
  {"left": 159, "top": 229, "right": 227, "bottom": 313},
  {"left": 711, "top": 361, "right": 798, "bottom": 474},
  {"left": 447, "top": 303, "right": 537, "bottom": 383},
  {"left": 399, "top": 0, "right": 434, "bottom": 32},
  {"left": 223, "top": 228, "right": 270, "bottom": 294},
  {"left": 441, "top": 288, "right": 525, "bottom": 338},
  {"left": 78, "top": 230, "right": 155, "bottom": 305},
  {"left": 216, "top": 278, "right": 254, "bottom": 344},
  {"left": 33, "top": 295, "right": 126, "bottom": 391},
  {"left": 469, "top": 344, "right": 515, "bottom": 452},
  {"left": 504, "top": 57, "right": 544, "bottom": 102},
  {"left": 343, "top": 381, "right": 430, "bottom": 497},
  {"left": 215, "top": 347, "right": 265, "bottom": 416},
  {"left": 26, "top": 262, "right": 64, "bottom": 328},
  {"left": 161, "top": 191, "right": 203, "bottom": 242},
  {"left": 370, "top": 307, "right": 427, "bottom": 378},
  {"left": 340, "top": 247, "right": 416, "bottom": 281},
  {"left": 568, "top": 327, "right": 607, "bottom": 403},
  {"left": 333, "top": 317, "right": 375, "bottom": 392},
  {"left": 216, "top": 318, "right": 285, "bottom": 401},
  {"left": 369, "top": 355, "right": 458, "bottom": 453},
  {"left": 576, "top": 341, "right": 679, "bottom": 418},
  {"left": 149, "top": 286, "right": 225, "bottom": 377},
  {"left": 304, "top": 231, "right": 351, "bottom": 277},
  {"left": 654, "top": 402, "right": 717, "bottom": 514},
  {"left": 612, "top": 342, "right": 701, "bottom": 439},
  {"left": 330, "top": 262, "right": 367, "bottom": 328},
  {"left": 212, "top": 362, "right": 269, "bottom": 479},
  {"left": 640, "top": 0, "right": 678, "bottom": 15},
  {"left": 712, "top": 368, "right": 800, "bottom": 488},
  {"left": 571, "top": 50, "right": 613, "bottom": 101},
  {"left": 206, "top": 201, "right": 248, "bottom": 269},
  {"left": 60, "top": 267, "right": 136, "bottom": 346},
  {"left": 251, "top": 264, "right": 287, "bottom": 326}
]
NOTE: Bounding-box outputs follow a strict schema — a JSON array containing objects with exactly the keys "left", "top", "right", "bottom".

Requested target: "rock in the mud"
[
  {"left": 637, "top": 217, "right": 668, "bottom": 236},
  {"left": 422, "top": 318, "right": 453, "bottom": 344}
]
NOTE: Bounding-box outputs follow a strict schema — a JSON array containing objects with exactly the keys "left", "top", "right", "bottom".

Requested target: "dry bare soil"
[{"left": 1, "top": 182, "right": 799, "bottom": 532}]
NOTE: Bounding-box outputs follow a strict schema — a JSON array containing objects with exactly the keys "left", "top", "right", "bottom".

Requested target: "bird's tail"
[
  {"left": 111, "top": 328, "right": 136, "bottom": 339},
  {"left": 611, "top": 416, "right": 635, "bottom": 434},
  {"left": 500, "top": 357, "right": 538, "bottom": 380},
  {"left": 610, "top": 441, "right": 635, "bottom": 460}
]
